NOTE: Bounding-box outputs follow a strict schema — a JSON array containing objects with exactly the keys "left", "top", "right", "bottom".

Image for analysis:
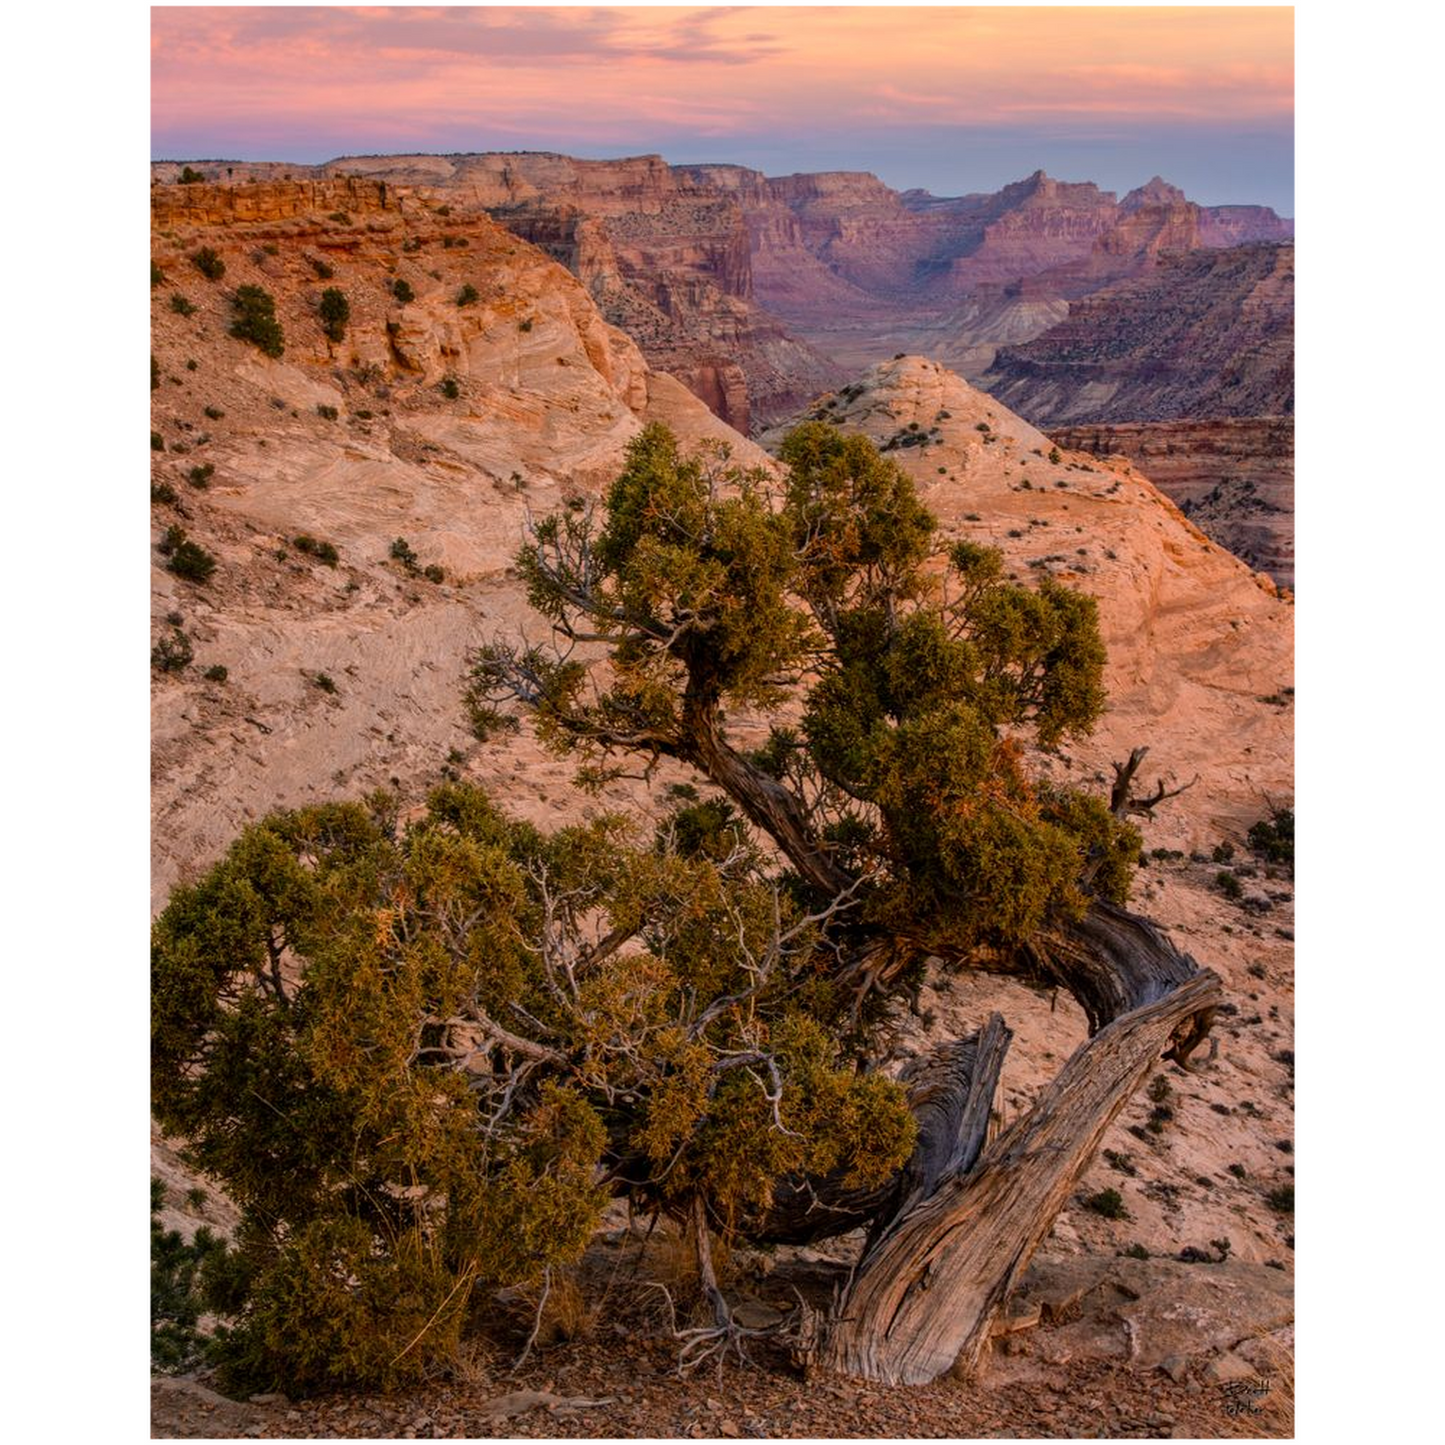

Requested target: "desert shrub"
[
  {"left": 191, "top": 247, "right": 226, "bottom": 281},
  {"left": 309, "top": 257, "right": 334, "bottom": 280},
  {"left": 389, "top": 537, "right": 419, "bottom": 570},
  {"left": 1048, "top": 447, "right": 1062, "bottom": 465},
  {"left": 1248, "top": 806, "right": 1294, "bottom": 867},
  {"left": 188, "top": 463, "right": 214, "bottom": 489},
  {"left": 229, "top": 285, "right": 284, "bottom": 358},
  {"left": 151, "top": 481, "right": 178, "bottom": 506},
  {"left": 518, "top": 317, "right": 533, "bottom": 332},
  {"left": 178, "top": 165, "right": 206, "bottom": 185},
  {"left": 1266, "top": 1184, "right": 1294, "bottom": 1214},
  {"left": 204, "top": 405, "right": 225, "bottom": 420},
  {"left": 1120, "top": 1243, "right": 1150, "bottom": 1260},
  {"left": 316, "top": 403, "right": 338, "bottom": 421},
  {"left": 328, "top": 211, "right": 352, "bottom": 226},
  {"left": 151, "top": 354, "right": 161, "bottom": 392},
  {"left": 392, "top": 277, "right": 415, "bottom": 305},
  {"left": 153, "top": 784, "right": 915, "bottom": 1393},
  {"left": 456, "top": 283, "right": 479, "bottom": 307},
  {"left": 312, "top": 672, "right": 338, "bottom": 694},
  {"left": 160, "top": 528, "right": 217, "bottom": 585},
  {"left": 203, "top": 664, "right": 229, "bottom": 683},
  {"left": 1082, "top": 1187, "right": 1129, "bottom": 1219},
  {"left": 151, "top": 430, "right": 165, "bottom": 451},
  {"left": 151, "top": 1179, "right": 226, "bottom": 1372},
  {"left": 151, "top": 629, "right": 194, "bottom": 673},
  {"left": 440, "top": 376, "right": 459, "bottom": 400},
  {"left": 293, "top": 535, "right": 340, "bottom": 567},
  {"left": 318, "top": 287, "right": 349, "bottom": 343},
  {"left": 152, "top": 260, "right": 166, "bottom": 287},
  {"left": 423, "top": 563, "right": 445, "bottom": 584},
  {"left": 1215, "top": 869, "right": 1243, "bottom": 900}
]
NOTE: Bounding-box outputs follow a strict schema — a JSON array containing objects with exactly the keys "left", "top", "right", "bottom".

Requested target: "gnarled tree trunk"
[{"left": 817, "top": 970, "right": 1220, "bottom": 1384}]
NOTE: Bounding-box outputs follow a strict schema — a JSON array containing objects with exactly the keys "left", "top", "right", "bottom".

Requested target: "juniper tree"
[
  {"left": 152, "top": 422, "right": 1218, "bottom": 1393},
  {"left": 467, "top": 422, "right": 1220, "bottom": 1380}
]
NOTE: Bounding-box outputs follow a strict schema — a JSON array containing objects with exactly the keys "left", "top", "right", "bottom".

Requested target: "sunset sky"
[{"left": 150, "top": 5, "right": 1295, "bottom": 211}]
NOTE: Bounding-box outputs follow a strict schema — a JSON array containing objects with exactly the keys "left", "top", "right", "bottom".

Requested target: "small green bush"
[
  {"left": 456, "top": 283, "right": 479, "bottom": 307},
  {"left": 161, "top": 528, "right": 218, "bottom": 585},
  {"left": 1215, "top": 870, "right": 1243, "bottom": 901},
  {"left": 1082, "top": 1187, "right": 1129, "bottom": 1220},
  {"left": 203, "top": 664, "right": 229, "bottom": 683},
  {"left": 318, "top": 287, "right": 350, "bottom": 343},
  {"left": 293, "top": 535, "right": 340, "bottom": 567},
  {"left": 312, "top": 672, "right": 338, "bottom": 694},
  {"left": 151, "top": 430, "right": 165, "bottom": 451},
  {"left": 392, "top": 278, "right": 415, "bottom": 305},
  {"left": 518, "top": 317, "right": 533, "bottom": 332},
  {"left": 316, "top": 403, "right": 339, "bottom": 421},
  {"left": 178, "top": 165, "right": 206, "bottom": 185},
  {"left": 152, "top": 260, "right": 166, "bottom": 287},
  {"left": 191, "top": 247, "right": 226, "bottom": 281},
  {"left": 151, "top": 354, "right": 161, "bottom": 391},
  {"left": 229, "top": 285, "right": 284, "bottom": 358},
  {"left": 188, "top": 464, "right": 214, "bottom": 489},
  {"left": 1248, "top": 806, "right": 1294, "bottom": 867},
  {"left": 151, "top": 481, "right": 178, "bottom": 506},
  {"left": 152, "top": 630, "right": 194, "bottom": 673},
  {"left": 310, "top": 257, "right": 334, "bottom": 280},
  {"left": 423, "top": 563, "right": 445, "bottom": 584},
  {"left": 389, "top": 537, "right": 418, "bottom": 570},
  {"left": 440, "top": 376, "right": 459, "bottom": 400},
  {"left": 204, "top": 405, "right": 225, "bottom": 420},
  {"left": 1266, "top": 1183, "right": 1294, "bottom": 1214},
  {"left": 151, "top": 1178, "right": 226, "bottom": 1372}
]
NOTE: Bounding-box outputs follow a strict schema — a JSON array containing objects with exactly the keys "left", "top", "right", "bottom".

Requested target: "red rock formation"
[{"left": 1049, "top": 418, "right": 1294, "bottom": 591}]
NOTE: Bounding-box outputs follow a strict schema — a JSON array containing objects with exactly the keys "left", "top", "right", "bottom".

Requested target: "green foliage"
[
  {"left": 1248, "top": 806, "right": 1294, "bottom": 867},
  {"left": 151, "top": 480, "right": 178, "bottom": 506},
  {"left": 229, "top": 285, "right": 284, "bottom": 358},
  {"left": 293, "top": 534, "right": 340, "bottom": 567},
  {"left": 170, "top": 293, "right": 196, "bottom": 316},
  {"left": 152, "top": 259, "right": 166, "bottom": 287},
  {"left": 152, "top": 629, "right": 194, "bottom": 674},
  {"left": 188, "top": 463, "right": 214, "bottom": 489},
  {"left": 309, "top": 257, "right": 334, "bottom": 280},
  {"left": 152, "top": 785, "right": 915, "bottom": 1392},
  {"left": 1266, "top": 1183, "right": 1294, "bottom": 1214},
  {"left": 389, "top": 536, "right": 419, "bottom": 570},
  {"left": 151, "top": 1178, "right": 227, "bottom": 1372},
  {"left": 151, "top": 429, "right": 165, "bottom": 450},
  {"left": 474, "top": 422, "right": 1119, "bottom": 968},
  {"left": 318, "top": 287, "right": 349, "bottom": 342},
  {"left": 1215, "top": 869, "right": 1243, "bottom": 901},
  {"left": 204, "top": 664, "right": 229, "bottom": 683},
  {"left": 191, "top": 247, "right": 225, "bottom": 281},
  {"left": 151, "top": 354, "right": 160, "bottom": 392},
  {"left": 160, "top": 526, "right": 217, "bottom": 585},
  {"left": 392, "top": 277, "right": 415, "bottom": 305},
  {"left": 178, "top": 165, "right": 206, "bottom": 185},
  {"left": 456, "top": 283, "right": 479, "bottom": 307},
  {"left": 1082, "top": 1187, "right": 1129, "bottom": 1219},
  {"left": 440, "top": 376, "right": 460, "bottom": 399},
  {"left": 316, "top": 403, "right": 338, "bottom": 421}
]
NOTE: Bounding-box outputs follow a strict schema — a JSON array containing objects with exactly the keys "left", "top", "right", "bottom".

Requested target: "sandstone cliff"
[
  {"left": 1050, "top": 418, "right": 1294, "bottom": 591},
  {"left": 979, "top": 244, "right": 1294, "bottom": 586},
  {"left": 149, "top": 179, "right": 771, "bottom": 908}
]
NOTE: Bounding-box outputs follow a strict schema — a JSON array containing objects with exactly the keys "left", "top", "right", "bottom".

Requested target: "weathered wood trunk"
[{"left": 817, "top": 970, "right": 1221, "bottom": 1384}]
